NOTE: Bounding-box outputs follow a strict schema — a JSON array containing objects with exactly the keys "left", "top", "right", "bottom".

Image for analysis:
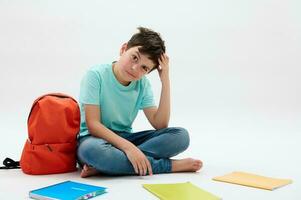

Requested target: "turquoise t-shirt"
[{"left": 78, "top": 63, "right": 156, "bottom": 137}]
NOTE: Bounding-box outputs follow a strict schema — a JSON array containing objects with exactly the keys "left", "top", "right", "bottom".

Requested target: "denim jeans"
[{"left": 77, "top": 127, "right": 190, "bottom": 175}]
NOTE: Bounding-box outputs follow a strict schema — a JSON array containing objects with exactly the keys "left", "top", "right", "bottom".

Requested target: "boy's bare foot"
[
  {"left": 171, "top": 158, "right": 203, "bottom": 172},
  {"left": 80, "top": 164, "right": 100, "bottom": 178}
]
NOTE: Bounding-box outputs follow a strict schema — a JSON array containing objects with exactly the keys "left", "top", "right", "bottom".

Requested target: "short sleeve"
[
  {"left": 79, "top": 70, "right": 101, "bottom": 105},
  {"left": 139, "top": 78, "right": 156, "bottom": 109}
]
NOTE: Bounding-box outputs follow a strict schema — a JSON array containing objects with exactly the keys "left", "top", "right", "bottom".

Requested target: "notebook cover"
[
  {"left": 29, "top": 180, "right": 107, "bottom": 200},
  {"left": 143, "top": 182, "right": 221, "bottom": 200},
  {"left": 213, "top": 171, "right": 292, "bottom": 190}
]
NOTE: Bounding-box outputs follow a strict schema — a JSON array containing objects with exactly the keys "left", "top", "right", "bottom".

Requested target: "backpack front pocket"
[{"left": 20, "top": 140, "right": 77, "bottom": 175}]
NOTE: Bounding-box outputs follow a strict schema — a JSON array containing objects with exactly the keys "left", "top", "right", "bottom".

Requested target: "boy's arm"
[
  {"left": 84, "top": 104, "right": 152, "bottom": 176},
  {"left": 85, "top": 104, "right": 132, "bottom": 150},
  {"left": 143, "top": 53, "right": 170, "bottom": 130}
]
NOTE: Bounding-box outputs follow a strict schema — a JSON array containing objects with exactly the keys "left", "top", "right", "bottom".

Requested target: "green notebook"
[{"left": 143, "top": 182, "right": 221, "bottom": 200}]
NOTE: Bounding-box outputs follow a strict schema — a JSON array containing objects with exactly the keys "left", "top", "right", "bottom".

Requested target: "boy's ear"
[{"left": 120, "top": 43, "right": 128, "bottom": 56}]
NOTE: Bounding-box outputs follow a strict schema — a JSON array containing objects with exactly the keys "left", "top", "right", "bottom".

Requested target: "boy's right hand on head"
[{"left": 124, "top": 145, "right": 153, "bottom": 176}]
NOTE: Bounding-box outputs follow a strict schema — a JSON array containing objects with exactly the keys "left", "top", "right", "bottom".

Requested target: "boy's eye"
[
  {"left": 142, "top": 66, "right": 148, "bottom": 72},
  {"left": 132, "top": 55, "right": 138, "bottom": 62}
]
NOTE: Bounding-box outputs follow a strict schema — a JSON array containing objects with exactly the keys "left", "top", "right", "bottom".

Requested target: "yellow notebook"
[
  {"left": 212, "top": 171, "right": 292, "bottom": 190},
  {"left": 143, "top": 182, "right": 221, "bottom": 200}
]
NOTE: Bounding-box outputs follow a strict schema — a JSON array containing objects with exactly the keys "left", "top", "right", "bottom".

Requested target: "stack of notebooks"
[{"left": 29, "top": 181, "right": 107, "bottom": 200}]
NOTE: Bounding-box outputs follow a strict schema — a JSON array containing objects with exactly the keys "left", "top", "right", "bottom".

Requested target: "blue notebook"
[{"left": 29, "top": 181, "right": 107, "bottom": 200}]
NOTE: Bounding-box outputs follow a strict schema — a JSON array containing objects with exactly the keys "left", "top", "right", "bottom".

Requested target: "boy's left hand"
[{"left": 158, "top": 53, "right": 169, "bottom": 83}]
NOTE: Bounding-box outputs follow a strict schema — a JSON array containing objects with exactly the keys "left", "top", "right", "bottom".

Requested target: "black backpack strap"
[{"left": 0, "top": 157, "right": 20, "bottom": 169}]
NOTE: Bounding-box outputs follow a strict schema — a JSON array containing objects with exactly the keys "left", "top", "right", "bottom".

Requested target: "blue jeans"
[{"left": 77, "top": 127, "right": 190, "bottom": 175}]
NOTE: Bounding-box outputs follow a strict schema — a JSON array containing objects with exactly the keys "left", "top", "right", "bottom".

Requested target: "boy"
[{"left": 77, "top": 27, "right": 202, "bottom": 177}]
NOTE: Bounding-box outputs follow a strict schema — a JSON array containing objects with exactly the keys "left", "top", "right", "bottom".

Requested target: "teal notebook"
[{"left": 29, "top": 181, "right": 107, "bottom": 200}]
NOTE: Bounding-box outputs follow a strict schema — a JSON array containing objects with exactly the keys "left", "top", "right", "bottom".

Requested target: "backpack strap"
[{"left": 0, "top": 157, "right": 20, "bottom": 169}]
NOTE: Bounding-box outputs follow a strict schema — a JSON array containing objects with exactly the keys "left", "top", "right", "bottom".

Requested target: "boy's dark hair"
[{"left": 127, "top": 27, "right": 166, "bottom": 71}]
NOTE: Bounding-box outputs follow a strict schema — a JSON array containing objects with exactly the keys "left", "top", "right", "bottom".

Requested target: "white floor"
[{"left": 0, "top": 116, "right": 300, "bottom": 199}]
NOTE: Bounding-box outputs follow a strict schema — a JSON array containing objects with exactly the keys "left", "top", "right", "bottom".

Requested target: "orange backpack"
[{"left": 20, "top": 93, "right": 80, "bottom": 175}]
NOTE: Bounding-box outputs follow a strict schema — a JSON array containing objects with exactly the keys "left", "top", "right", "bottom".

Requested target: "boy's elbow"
[
  {"left": 154, "top": 122, "right": 169, "bottom": 130},
  {"left": 86, "top": 120, "right": 99, "bottom": 135},
  {"left": 155, "top": 125, "right": 168, "bottom": 130},
  {"left": 151, "top": 113, "right": 170, "bottom": 130}
]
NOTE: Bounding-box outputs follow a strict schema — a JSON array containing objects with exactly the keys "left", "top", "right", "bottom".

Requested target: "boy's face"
[{"left": 117, "top": 43, "right": 156, "bottom": 82}]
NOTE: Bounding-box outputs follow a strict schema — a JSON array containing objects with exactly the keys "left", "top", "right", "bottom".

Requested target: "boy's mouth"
[{"left": 126, "top": 71, "right": 137, "bottom": 79}]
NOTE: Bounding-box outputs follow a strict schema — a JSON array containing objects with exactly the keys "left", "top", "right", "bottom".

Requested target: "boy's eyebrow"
[
  {"left": 135, "top": 51, "right": 141, "bottom": 59},
  {"left": 135, "top": 51, "right": 150, "bottom": 70}
]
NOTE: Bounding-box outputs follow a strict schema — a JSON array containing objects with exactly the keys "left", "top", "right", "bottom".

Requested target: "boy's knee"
[
  {"left": 171, "top": 127, "right": 190, "bottom": 151},
  {"left": 77, "top": 137, "right": 109, "bottom": 163}
]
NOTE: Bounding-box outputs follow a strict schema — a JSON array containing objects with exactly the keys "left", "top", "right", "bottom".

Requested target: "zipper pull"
[{"left": 45, "top": 144, "right": 53, "bottom": 152}]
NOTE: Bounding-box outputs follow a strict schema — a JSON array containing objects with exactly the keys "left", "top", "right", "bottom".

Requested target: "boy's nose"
[
  {"left": 131, "top": 65, "right": 141, "bottom": 74},
  {"left": 131, "top": 65, "right": 142, "bottom": 77},
  {"left": 131, "top": 64, "right": 138, "bottom": 70}
]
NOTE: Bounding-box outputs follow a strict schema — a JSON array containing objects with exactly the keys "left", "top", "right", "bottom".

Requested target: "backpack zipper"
[{"left": 45, "top": 144, "right": 53, "bottom": 152}]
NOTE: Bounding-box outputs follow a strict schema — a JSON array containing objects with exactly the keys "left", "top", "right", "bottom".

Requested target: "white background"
[{"left": 0, "top": 0, "right": 300, "bottom": 199}]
